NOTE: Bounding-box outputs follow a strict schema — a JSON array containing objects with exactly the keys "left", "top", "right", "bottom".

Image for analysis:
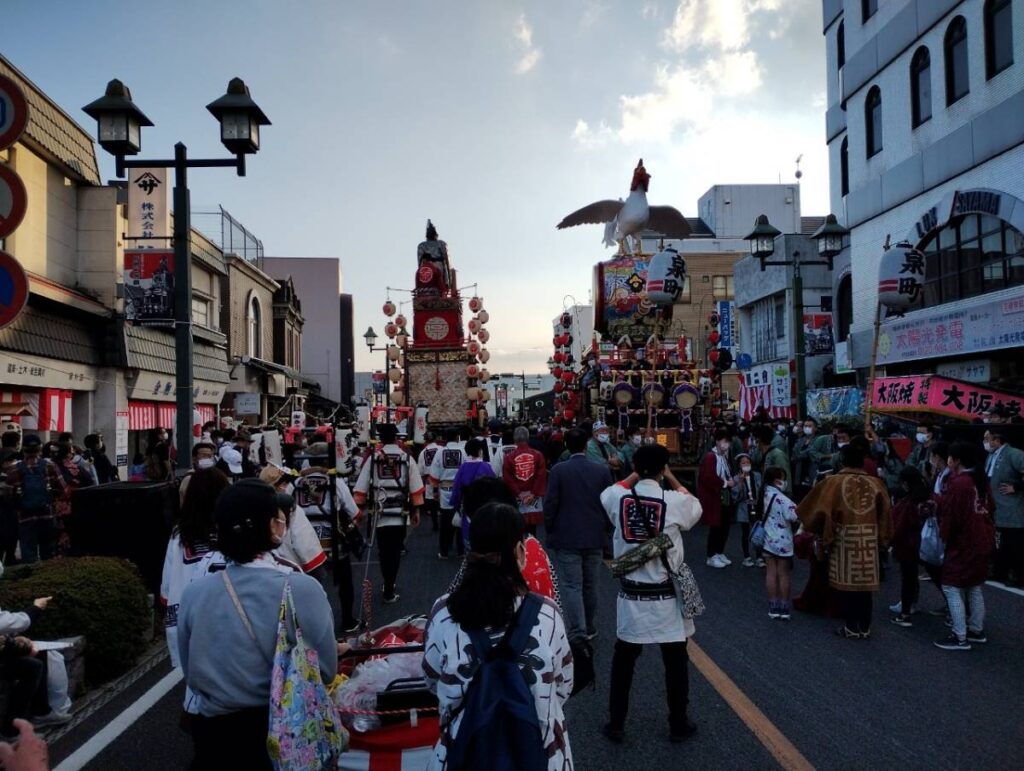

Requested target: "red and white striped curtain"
[
  {"left": 0, "top": 389, "right": 73, "bottom": 432},
  {"left": 738, "top": 384, "right": 796, "bottom": 420},
  {"left": 128, "top": 401, "right": 217, "bottom": 432}
]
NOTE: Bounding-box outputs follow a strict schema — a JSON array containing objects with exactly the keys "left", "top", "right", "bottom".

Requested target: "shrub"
[{"left": 0, "top": 557, "right": 151, "bottom": 684}]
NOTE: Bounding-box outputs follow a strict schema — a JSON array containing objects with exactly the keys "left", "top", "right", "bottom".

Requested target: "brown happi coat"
[{"left": 797, "top": 468, "right": 893, "bottom": 592}]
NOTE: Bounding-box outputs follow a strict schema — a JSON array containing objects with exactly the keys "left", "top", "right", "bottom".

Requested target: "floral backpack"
[{"left": 267, "top": 582, "right": 348, "bottom": 770}]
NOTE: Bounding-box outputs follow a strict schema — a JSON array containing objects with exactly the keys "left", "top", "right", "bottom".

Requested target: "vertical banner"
[
  {"left": 717, "top": 300, "right": 738, "bottom": 358},
  {"left": 496, "top": 383, "right": 508, "bottom": 420},
  {"left": 124, "top": 249, "right": 175, "bottom": 325},
  {"left": 127, "top": 167, "right": 170, "bottom": 241},
  {"left": 115, "top": 410, "right": 129, "bottom": 467}
]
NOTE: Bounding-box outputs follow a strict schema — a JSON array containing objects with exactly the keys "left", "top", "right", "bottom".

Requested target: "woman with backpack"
[
  {"left": 933, "top": 442, "right": 995, "bottom": 651},
  {"left": 759, "top": 466, "right": 799, "bottom": 620},
  {"left": 423, "top": 502, "right": 574, "bottom": 770}
]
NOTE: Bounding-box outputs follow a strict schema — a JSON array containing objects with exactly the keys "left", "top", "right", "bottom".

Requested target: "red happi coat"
[
  {"left": 502, "top": 446, "right": 548, "bottom": 498},
  {"left": 697, "top": 451, "right": 729, "bottom": 527},
  {"left": 937, "top": 471, "right": 995, "bottom": 588}
]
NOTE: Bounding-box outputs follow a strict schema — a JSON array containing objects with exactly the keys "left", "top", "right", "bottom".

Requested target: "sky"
[{"left": 4, "top": 0, "right": 829, "bottom": 375}]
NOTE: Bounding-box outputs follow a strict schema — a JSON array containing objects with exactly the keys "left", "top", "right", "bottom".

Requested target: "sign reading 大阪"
[
  {"left": 869, "top": 375, "right": 1022, "bottom": 421},
  {"left": 126, "top": 167, "right": 170, "bottom": 242}
]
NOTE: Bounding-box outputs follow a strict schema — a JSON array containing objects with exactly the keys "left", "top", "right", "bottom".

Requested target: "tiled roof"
[
  {"left": 686, "top": 217, "right": 715, "bottom": 237},
  {"left": 801, "top": 216, "right": 827, "bottom": 236},
  {"left": 0, "top": 305, "right": 100, "bottom": 365},
  {"left": 0, "top": 55, "right": 100, "bottom": 184},
  {"left": 126, "top": 325, "right": 229, "bottom": 383}
]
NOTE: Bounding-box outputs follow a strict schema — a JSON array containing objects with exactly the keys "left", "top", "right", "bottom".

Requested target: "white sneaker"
[
  {"left": 706, "top": 555, "right": 726, "bottom": 568},
  {"left": 755, "top": 558, "right": 767, "bottom": 568},
  {"left": 742, "top": 557, "right": 756, "bottom": 567},
  {"left": 717, "top": 554, "right": 732, "bottom": 566}
]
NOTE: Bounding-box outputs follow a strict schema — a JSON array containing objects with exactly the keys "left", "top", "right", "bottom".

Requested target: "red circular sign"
[
  {"left": 0, "top": 164, "right": 28, "bottom": 239},
  {"left": 0, "top": 75, "right": 30, "bottom": 152},
  {"left": 0, "top": 250, "right": 29, "bottom": 331}
]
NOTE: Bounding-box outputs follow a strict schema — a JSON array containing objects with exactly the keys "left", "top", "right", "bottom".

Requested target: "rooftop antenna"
[{"left": 795, "top": 154, "right": 804, "bottom": 183}]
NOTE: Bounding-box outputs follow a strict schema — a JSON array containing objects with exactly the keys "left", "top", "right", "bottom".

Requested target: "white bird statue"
[{"left": 557, "top": 159, "right": 690, "bottom": 255}]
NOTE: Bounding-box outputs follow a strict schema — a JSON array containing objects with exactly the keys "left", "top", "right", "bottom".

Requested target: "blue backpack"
[
  {"left": 446, "top": 593, "right": 548, "bottom": 771},
  {"left": 18, "top": 461, "right": 51, "bottom": 510}
]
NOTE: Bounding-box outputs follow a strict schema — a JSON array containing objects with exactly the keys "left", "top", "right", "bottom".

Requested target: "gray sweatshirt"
[{"left": 178, "top": 563, "right": 337, "bottom": 716}]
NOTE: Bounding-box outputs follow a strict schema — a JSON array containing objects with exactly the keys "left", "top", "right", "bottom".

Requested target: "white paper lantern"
[
  {"left": 467, "top": 364, "right": 480, "bottom": 378},
  {"left": 390, "top": 391, "right": 405, "bottom": 406},
  {"left": 467, "top": 340, "right": 481, "bottom": 356},
  {"left": 468, "top": 318, "right": 481, "bottom": 334},
  {"left": 645, "top": 246, "right": 686, "bottom": 306},
  {"left": 387, "top": 345, "right": 401, "bottom": 361},
  {"left": 388, "top": 367, "right": 402, "bottom": 383},
  {"left": 469, "top": 297, "right": 483, "bottom": 313},
  {"left": 477, "top": 310, "right": 490, "bottom": 324},
  {"left": 480, "top": 389, "right": 491, "bottom": 402},
  {"left": 878, "top": 241, "right": 924, "bottom": 310},
  {"left": 466, "top": 386, "right": 481, "bottom": 401},
  {"left": 479, "top": 349, "right": 490, "bottom": 363},
  {"left": 477, "top": 328, "right": 490, "bottom": 343},
  {"left": 479, "top": 369, "right": 490, "bottom": 383}
]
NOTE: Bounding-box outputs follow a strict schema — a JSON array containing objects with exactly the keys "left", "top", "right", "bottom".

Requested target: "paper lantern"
[
  {"left": 395, "top": 314, "right": 407, "bottom": 328},
  {"left": 645, "top": 246, "right": 686, "bottom": 306},
  {"left": 560, "top": 312, "right": 572, "bottom": 329},
  {"left": 396, "top": 331, "right": 409, "bottom": 348},
  {"left": 552, "top": 415, "right": 562, "bottom": 426},
  {"left": 390, "top": 391, "right": 405, "bottom": 406},
  {"left": 708, "top": 348, "right": 721, "bottom": 365},
  {"left": 480, "top": 390, "right": 491, "bottom": 402},
  {"left": 479, "top": 349, "right": 490, "bottom": 363},
  {"left": 383, "top": 301, "right": 396, "bottom": 317},
  {"left": 387, "top": 345, "right": 401, "bottom": 362},
  {"left": 466, "top": 386, "right": 481, "bottom": 401},
  {"left": 560, "top": 371, "right": 574, "bottom": 384},
  {"left": 552, "top": 366, "right": 564, "bottom": 378},
  {"left": 479, "top": 369, "right": 490, "bottom": 383},
  {"left": 477, "top": 310, "right": 489, "bottom": 324},
  {"left": 469, "top": 296, "right": 483, "bottom": 313},
  {"left": 565, "top": 390, "right": 579, "bottom": 405},
  {"left": 878, "top": 241, "right": 924, "bottom": 310},
  {"left": 553, "top": 351, "right": 566, "bottom": 364},
  {"left": 388, "top": 367, "right": 402, "bottom": 383},
  {"left": 467, "top": 340, "right": 481, "bottom": 356},
  {"left": 708, "top": 330, "right": 720, "bottom": 345},
  {"left": 554, "top": 381, "right": 565, "bottom": 393},
  {"left": 468, "top": 318, "right": 481, "bottom": 334},
  {"left": 385, "top": 322, "right": 398, "bottom": 338},
  {"left": 467, "top": 364, "right": 480, "bottom": 378},
  {"left": 710, "top": 407, "right": 721, "bottom": 418},
  {"left": 672, "top": 383, "right": 700, "bottom": 409},
  {"left": 477, "top": 328, "right": 490, "bottom": 343},
  {"left": 563, "top": 408, "right": 575, "bottom": 421}
]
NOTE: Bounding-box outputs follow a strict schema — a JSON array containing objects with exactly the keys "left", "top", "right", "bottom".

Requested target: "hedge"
[{"left": 0, "top": 557, "right": 151, "bottom": 684}]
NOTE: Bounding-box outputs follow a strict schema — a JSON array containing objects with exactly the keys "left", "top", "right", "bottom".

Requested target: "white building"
[{"left": 823, "top": 0, "right": 1023, "bottom": 396}]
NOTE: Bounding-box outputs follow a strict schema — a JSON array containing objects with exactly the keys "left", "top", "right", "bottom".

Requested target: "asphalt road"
[{"left": 50, "top": 520, "right": 1024, "bottom": 770}]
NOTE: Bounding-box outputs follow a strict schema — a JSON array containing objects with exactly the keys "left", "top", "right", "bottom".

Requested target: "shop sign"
[
  {"left": 124, "top": 249, "right": 175, "bottom": 325},
  {"left": 869, "top": 375, "right": 1022, "bottom": 420},
  {"left": 129, "top": 371, "right": 224, "bottom": 403},
  {"left": 0, "top": 351, "right": 96, "bottom": 390},
  {"left": 126, "top": 167, "right": 169, "bottom": 242},
  {"left": 936, "top": 359, "right": 991, "bottom": 384},
  {"left": 803, "top": 313, "right": 834, "bottom": 355},
  {"left": 875, "top": 289, "right": 1024, "bottom": 365},
  {"left": 115, "top": 411, "right": 129, "bottom": 467},
  {"left": 740, "top": 363, "right": 791, "bottom": 407},
  {"left": 234, "top": 392, "right": 260, "bottom": 415}
]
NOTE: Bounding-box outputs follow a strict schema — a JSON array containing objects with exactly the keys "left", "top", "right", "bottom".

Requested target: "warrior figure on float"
[{"left": 416, "top": 219, "right": 452, "bottom": 296}]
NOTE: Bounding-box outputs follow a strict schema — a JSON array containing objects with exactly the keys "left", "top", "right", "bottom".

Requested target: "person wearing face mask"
[
  {"left": 907, "top": 424, "right": 936, "bottom": 476},
  {"left": 758, "top": 467, "right": 799, "bottom": 620},
  {"left": 753, "top": 427, "right": 791, "bottom": 494},
  {"left": 928, "top": 442, "right": 951, "bottom": 495},
  {"left": 83, "top": 433, "right": 118, "bottom": 484},
  {"left": 52, "top": 445, "right": 94, "bottom": 555},
  {"left": 586, "top": 422, "right": 626, "bottom": 480},
  {"left": 698, "top": 429, "right": 736, "bottom": 568},
  {"left": 792, "top": 418, "right": 833, "bottom": 500},
  {"left": 619, "top": 428, "right": 641, "bottom": 476},
  {"left": 828, "top": 427, "right": 853, "bottom": 475},
  {"left": 730, "top": 453, "right": 764, "bottom": 567},
  {"left": 984, "top": 429, "right": 1024, "bottom": 587}
]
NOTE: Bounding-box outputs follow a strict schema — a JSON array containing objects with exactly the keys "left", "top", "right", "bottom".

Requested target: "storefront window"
[{"left": 919, "top": 214, "right": 1024, "bottom": 305}]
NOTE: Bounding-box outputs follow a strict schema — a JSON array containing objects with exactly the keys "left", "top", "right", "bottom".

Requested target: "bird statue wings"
[{"left": 557, "top": 159, "right": 690, "bottom": 255}]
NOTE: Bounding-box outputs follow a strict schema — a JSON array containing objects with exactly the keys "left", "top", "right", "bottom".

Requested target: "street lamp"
[
  {"left": 85, "top": 77, "right": 269, "bottom": 471},
  {"left": 743, "top": 213, "right": 848, "bottom": 421},
  {"left": 363, "top": 326, "right": 391, "bottom": 407}
]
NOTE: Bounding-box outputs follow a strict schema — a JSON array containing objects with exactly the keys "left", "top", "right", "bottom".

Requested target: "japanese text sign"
[{"left": 869, "top": 375, "right": 1022, "bottom": 421}]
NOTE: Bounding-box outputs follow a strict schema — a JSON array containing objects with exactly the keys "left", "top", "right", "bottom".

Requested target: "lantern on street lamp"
[
  {"left": 363, "top": 327, "right": 378, "bottom": 350},
  {"left": 743, "top": 214, "right": 782, "bottom": 271},
  {"left": 83, "top": 79, "right": 153, "bottom": 156},
  {"left": 810, "top": 213, "right": 850, "bottom": 271},
  {"left": 206, "top": 77, "right": 271, "bottom": 155}
]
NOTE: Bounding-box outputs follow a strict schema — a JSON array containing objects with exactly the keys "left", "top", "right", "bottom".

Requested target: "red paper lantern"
[
  {"left": 710, "top": 407, "right": 721, "bottom": 418},
  {"left": 561, "top": 371, "right": 574, "bottom": 383},
  {"left": 554, "top": 381, "right": 565, "bottom": 393},
  {"left": 552, "top": 416, "right": 562, "bottom": 426},
  {"left": 383, "top": 301, "right": 396, "bottom": 317},
  {"left": 708, "top": 348, "right": 721, "bottom": 365},
  {"left": 708, "top": 330, "right": 721, "bottom": 345},
  {"left": 395, "top": 314, "right": 407, "bottom": 328},
  {"left": 385, "top": 322, "right": 398, "bottom": 338},
  {"left": 467, "top": 364, "right": 480, "bottom": 378},
  {"left": 563, "top": 408, "right": 575, "bottom": 421},
  {"left": 553, "top": 351, "right": 566, "bottom": 363},
  {"left": 552, "top": 366, "right": 564, "bottom": 378}
]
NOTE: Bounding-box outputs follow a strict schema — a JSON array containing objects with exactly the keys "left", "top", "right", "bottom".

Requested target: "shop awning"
[
  {"left": 869, "top": 375, "right": 1023, "bottom": 421},
  {"left": 240, "top": 356, "right": 321, "bottom": 391},
  {"left": 0, "top": 389, "right": 73, "bottom": 431},
  {"left": 127, "top": 401, "right": 217, "bottom": 431},
  {"left": 126, "top": 326, "right": 229, "bottom": 384},
  {"left": 0, "top": 305, "right": 101, "bottom": 367}
]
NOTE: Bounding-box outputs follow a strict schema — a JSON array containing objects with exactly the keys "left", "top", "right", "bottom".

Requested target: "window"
[
  {"left": 919, "top": 214, "right": 1024, "bottom": 305},
  {"left": 191, "top": 297, "right": 209, "bottom": 328},
  {"left": 774, "top": 296, "right": 786, "bottom": 340},
  {"left": 247, "top": 294, "right": 262, "bottom": 359},
  {"left": 865, "top": 86, "right": 882, "bottom": 157},
  {"left": 840, "top": 137, "right": 849, "bottom": 196},
  {"left": 862, "top": 0, "right": 878, "bottom": 23},
  {"left": 835, "top": 275, "right": 853, "bottom": 343},
  {"left": 985, "top": 0, "right": 1013, "bottom": 79},
  {"left": 837, "top": 20, "right": 845, "bottom": 69},
  {"left": 945, "top": 16, "right": 970, "bottom": 105},
  {"left": 910, "top": 46, "right": 932, "bottom": 127},
  {"left": 712, "top": 275, "right": 734, "bottom": 299}
]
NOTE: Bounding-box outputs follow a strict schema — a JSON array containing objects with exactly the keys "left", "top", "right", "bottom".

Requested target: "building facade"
[{"left": 823, "top": 0, "right": 1024, "bottom": 398}]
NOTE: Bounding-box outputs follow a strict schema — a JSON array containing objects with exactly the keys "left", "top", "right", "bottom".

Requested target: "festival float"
[
  {"left": 556, "top": 160, "right": 730, "bottom": 474},
  {"left": 374, "top": 221, "right": 492, "bottom": 438}
]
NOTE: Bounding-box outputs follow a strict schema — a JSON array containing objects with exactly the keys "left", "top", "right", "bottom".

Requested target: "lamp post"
[
  {"left": 743, "top": 213, "right": 848, "bottom": 421},
  {"left": 84, "top": 77, "right": 270, "bottom": 471},
  {"left": 499, "top": 371, "right": 541, "bottom": 422},
  {"left": 363, "top": 327, "right": 391, "bottom": 409}
]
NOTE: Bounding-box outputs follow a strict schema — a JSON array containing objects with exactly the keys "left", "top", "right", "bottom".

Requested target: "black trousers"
[
  {"left": 840, "top": 590, "right": 873, "bottom": 634},
  {"left": 315, "top": 559, "right": 356, "bottom": 632},
  {"left": 1, "top": 655, "right": 49, "bottom": 733},
  {"left": 995, "top": 527, "right": 1024, "bottom": 583},
  {"left": 190, "top": 706, "right": 271, "bottom": 770},
  {"left": 706, "top": 521, "right": 731, "bottom": 557},
  {"left": 609, "top": 639, "right": 689, "bottom": 732},
  {"left": 424, "top": 498, "right": 439, "bottom": 531},
  {"left": 376, "top": 525, "right": 406, "bottom": 597},
  {"left": 898, "top": 559, "right": 920, "bottom": 615},
  {"left": 438, "top": 509, "right": 464, "bottom": 558},
  {"left": 739, "top": 522, "right": 751, "bottom": 558}
]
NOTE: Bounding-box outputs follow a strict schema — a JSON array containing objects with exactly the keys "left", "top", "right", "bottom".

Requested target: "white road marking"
[
  {"left": 54, "top": 668, "right": 183, "bottom": 771},
  {"left": 985, "top": 580, "right": 1024, "bottom": 597}
]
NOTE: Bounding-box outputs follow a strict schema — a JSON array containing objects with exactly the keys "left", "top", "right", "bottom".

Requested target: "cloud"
[
  {"left": 572, "top": 119, "right": 616, "bottom": 149},
  {"left": 513, "top": 13, "right": 542, "bottom": 73}
]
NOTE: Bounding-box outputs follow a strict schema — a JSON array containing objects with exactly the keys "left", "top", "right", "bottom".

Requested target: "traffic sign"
[
  {"left": 0, "top": 75, "right": 29, "bottom": 151},
  {"left": 0, "top": 250, "right": 29, "bottom": 331},
  {"left": 0, "top": 164, "right": 27, "bottom": 239}
]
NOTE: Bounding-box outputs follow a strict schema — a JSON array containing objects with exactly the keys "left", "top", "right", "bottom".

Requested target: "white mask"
[
  {"left": 983, "top": 441, "right": 992, "bottom": 453},
  {"left": 631, "top": 436, "right": 642, "bottom": 447},
  {"left": 72, "top": 455, "right": 83, "bottom": 464},
  {"left": 596, "top": 434, "right": 610, "bottom": 444},
  {"left": 740, "top": 464, "right": 752, "bottom": 474},
  {"left": 803, "top": 426, "right": 813, "bottom": 436},
  {"left": 777, "top": 425, "right": 786, "bottom": 434},
  {"left": 196, "top": 458, "right": 217, "bottom": 470},
  {"left": 916, "top": 432, "right": 929, "bottom": 444},
  {"left": 837, "top": 442, "right": 848, "bottom": 449}
]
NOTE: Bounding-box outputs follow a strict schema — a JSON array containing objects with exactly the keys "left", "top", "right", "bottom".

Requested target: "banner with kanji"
[
  {"left": 738, "top": 362, "right": 795, "bottom": 420},
  {"left": 807, "top": 386, "right": 864, "bottom": 421},
  {"left": 869, "top": 375, "right": 1022, "bottom": 421}
]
